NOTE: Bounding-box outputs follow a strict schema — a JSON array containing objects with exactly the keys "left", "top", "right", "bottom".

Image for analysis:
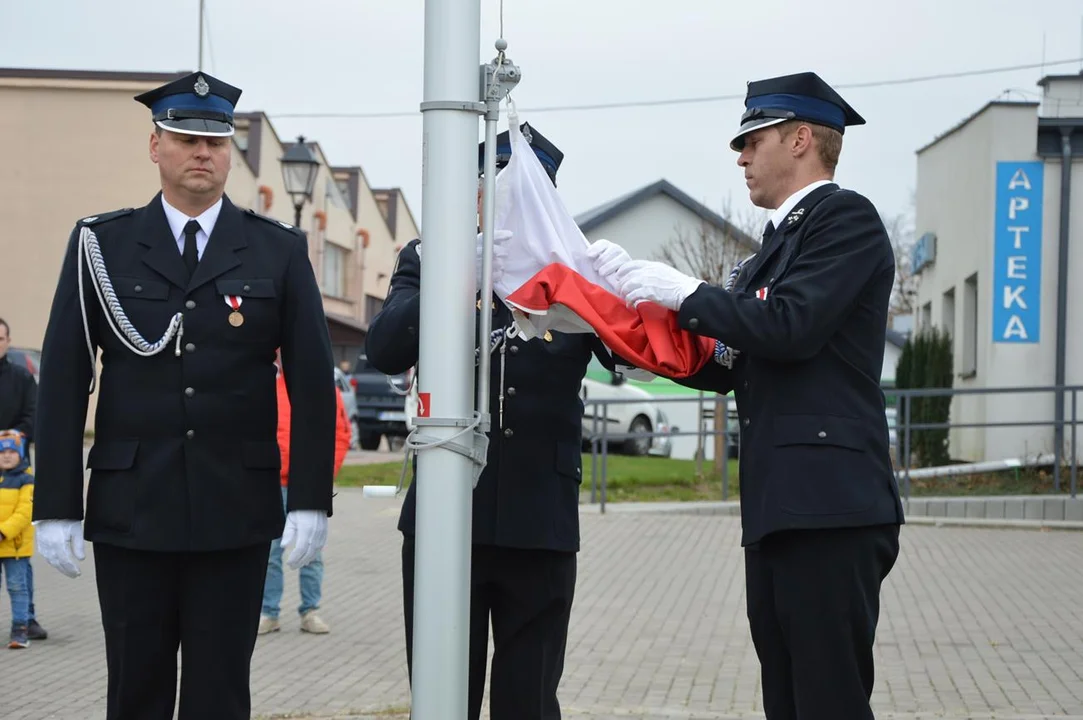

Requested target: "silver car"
[{"left": 334, "top": 366, "right": 360, "bottom": 450}]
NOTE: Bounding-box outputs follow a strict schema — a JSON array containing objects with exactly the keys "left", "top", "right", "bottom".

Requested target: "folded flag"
[{"left": 489, "top": 115, "right": 715, "bottom": 379}]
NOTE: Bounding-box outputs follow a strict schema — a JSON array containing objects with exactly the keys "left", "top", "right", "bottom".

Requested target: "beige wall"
[
  {"left": 355, "top": 176, "right": 400, "bottom": 319},
  {"left": 2, "top": 78, "right": 166, "bottom": 351}
]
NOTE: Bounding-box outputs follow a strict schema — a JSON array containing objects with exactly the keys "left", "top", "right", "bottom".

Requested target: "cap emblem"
[{"left": 193, "top": 75, "right": 210, "bottom": 97}]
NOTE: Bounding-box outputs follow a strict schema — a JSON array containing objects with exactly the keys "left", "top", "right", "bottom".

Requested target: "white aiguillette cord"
[{"left": 77, "top": 225, "right": 185, "bottom": 393}]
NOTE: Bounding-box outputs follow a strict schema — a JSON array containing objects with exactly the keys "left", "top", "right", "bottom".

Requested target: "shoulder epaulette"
[
  {"left": 244, "top": 208, "right": 303, "bottom": 235},
  {"left": 78, "top": 208, "right": 134, "bottom": 227}
]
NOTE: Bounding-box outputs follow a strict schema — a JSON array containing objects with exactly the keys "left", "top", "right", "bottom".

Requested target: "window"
[
  {"left": 325, "top": 178, "right": 350, "bottom": 211},
  {"left": 961, "top": 273, "right": 978, "bottom": 377},
  {"left": 323, "top": 242, "right": 346, "bottom": 298},
  {"left": 364, "top": 294, "right": 384, "bottom": 323},
  {"left": 921, "top": 302, "right": 932, "bottom": 330},
  {"left": 942, "top": 287, "right": 956, "bottom": 337}
]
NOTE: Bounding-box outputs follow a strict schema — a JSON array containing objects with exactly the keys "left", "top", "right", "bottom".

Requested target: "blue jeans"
[
  {"left": 1, "top": 557, "right": 30, "bottom": 627},
  {"left": 261, "top": 487, "right": 323, "bottom": 619}
]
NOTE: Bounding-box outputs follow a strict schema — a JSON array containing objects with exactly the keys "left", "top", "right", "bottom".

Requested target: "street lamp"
[{"left": 280, "top": 135, "right": 320, "bottom": 227}]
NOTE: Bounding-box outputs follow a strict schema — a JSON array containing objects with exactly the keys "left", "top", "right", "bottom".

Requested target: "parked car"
[
  {"left": 349, "top": 354, "right": 411, "bottom": 451},
  {"left": 334, "top": 366, "right": 360, "bottom": 450},
  {"left": 580, "top": 360, "right": 673, "bottom": 457},
  {"left": 7, "top": 347, "right": 40, "bottom": 383}
]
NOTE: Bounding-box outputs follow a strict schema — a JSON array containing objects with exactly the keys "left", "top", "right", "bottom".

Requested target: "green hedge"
[{"left": 895, "top": 327, "right": 954, "bottom": 467}]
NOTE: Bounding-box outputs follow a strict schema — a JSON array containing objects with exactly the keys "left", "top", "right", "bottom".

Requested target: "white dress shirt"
[
  {"left": 161, "top": 195, "right": 223, "bottom": 261},
  {"left": 768, "top": 179, "right": 834, "bottom": 232}
]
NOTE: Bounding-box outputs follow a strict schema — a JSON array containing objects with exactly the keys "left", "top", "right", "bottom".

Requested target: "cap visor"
[
  {"left": 729, "top": 117, "right": 788, "bottom": 151},
  {"left": 155, "top": 118, "right": 234, "bottom": 137}
]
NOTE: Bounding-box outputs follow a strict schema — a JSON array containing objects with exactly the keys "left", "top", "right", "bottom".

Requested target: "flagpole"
[
  {"left": 412, "top": 0, "right": 481, "bottom": 716},
  {"left": 197, "top": 0, "right": 205, "bottom": 71}
]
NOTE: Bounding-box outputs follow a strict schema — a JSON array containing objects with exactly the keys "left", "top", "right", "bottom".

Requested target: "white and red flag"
[{"left": 489, "top": 116, "right": 714, "bottom": 379}]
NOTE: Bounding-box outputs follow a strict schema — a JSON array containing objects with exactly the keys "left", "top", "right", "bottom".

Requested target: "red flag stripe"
[{"left": 505, "top": 263, "right": 714, "bottom": 378}]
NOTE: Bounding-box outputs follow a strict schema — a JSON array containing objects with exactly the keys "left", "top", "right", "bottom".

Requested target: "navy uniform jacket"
[
  {"left": 33, "top": 193, "right": 338, "bottom": 552},
  {"left": 676, "top": 184, "right": 904, "bottom": 547},
  {"left": 365, "top": 239, "right": 614, "bottom": 553}
]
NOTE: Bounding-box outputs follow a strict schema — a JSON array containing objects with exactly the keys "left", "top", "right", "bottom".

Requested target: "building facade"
[
  {"left": 0, "top": 67, "right": 417, "bottom": 426},
  {"left": 576, "top": 179, "right": 759, "bottom": 272},
  {"left": 912, "top": 72, "right": 1082, "bottom": 463}
]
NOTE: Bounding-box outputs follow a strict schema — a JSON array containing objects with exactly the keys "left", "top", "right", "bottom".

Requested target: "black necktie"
[
  {"left": 759, "top": 220, "right": 777, "bottom": 253},
  {"left": 182, "top": 219, "right": 200, "bottom": 276}
]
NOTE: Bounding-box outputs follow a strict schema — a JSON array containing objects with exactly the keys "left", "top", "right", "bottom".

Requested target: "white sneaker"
[
  {"left": 257, "top": 615, "right": 280, "bottom": 635},
  {"left": 300, "top": 610, "right": 329, "bottom": 634}
]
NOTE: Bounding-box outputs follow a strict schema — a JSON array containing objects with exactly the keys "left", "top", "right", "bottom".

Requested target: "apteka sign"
[{"left": 993, "top": 161, "right": 1044, "bottom": 343}]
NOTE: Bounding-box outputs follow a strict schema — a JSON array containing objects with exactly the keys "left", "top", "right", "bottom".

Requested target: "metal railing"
[
  {"left": 583, "top": 394, "right": 737, "bottom": 514},
  {"left": 582, "top": 384, "right": 1082, "bottom": 513},
  {"left": 889, "top": 385, "right": 1080, "bottom": 501}
]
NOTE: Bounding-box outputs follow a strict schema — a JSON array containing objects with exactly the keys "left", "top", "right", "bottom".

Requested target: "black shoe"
[{"left": 26, "top": 620, "right": 47, "bottom": 640}]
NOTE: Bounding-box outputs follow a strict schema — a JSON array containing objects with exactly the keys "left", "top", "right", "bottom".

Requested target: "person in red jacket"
[{"left": 259, "top": 357, "right": 350, "bottom": 635}]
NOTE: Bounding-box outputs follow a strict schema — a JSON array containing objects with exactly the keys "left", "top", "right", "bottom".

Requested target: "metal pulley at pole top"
[{"left": 410, "top": 0, "right": 521, "bottom": 714}]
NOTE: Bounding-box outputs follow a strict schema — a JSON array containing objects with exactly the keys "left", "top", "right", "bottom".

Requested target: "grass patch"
[
  {"left": 337, "top": 460, "right": 408, "bottom": 488},
  {"left": 902, "top": 466, "right": 1073, "bottom": 496},
  {"left": 337, "top": 455, "right": 1080, "bottom": 503},
  {"left": 336, "top": 453, "right": 740, "bottom": 503},
  {"left": 582, "top": 453, "right": 739, "bottom": 502}
]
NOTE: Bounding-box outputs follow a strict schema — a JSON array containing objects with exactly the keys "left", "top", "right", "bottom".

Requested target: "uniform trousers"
[
  {"left": 93, "top": 541, "right": 270, "bottom": 720},
  {"left": 402, "top": 535, "right": 577, "bottom": 720},
  {"left": 745, "top": 524, "right": 900, "bottom": 720}
]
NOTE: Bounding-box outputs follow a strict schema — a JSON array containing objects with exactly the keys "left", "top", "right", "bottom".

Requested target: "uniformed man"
[
  {"left": 365, "top": 122, "right": 617, "bottom": 720},
  {"left": 587, "top": 72, "right": 905, "bottom": 719},
  {"left": 32, "top": 72, "right": 337, "bottom": 720}
]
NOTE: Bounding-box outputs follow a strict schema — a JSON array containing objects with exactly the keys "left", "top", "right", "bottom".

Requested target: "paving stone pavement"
[{"left": 5, "top": 489, "right": 1083, "bottom": 720}]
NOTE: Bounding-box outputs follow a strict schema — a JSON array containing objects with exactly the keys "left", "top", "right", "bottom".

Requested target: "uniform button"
[
  {"left": 507, "top": 387, "right": 516, "bottom": 396},
  {"left": 743, "top": 380, "right": 750, "bottom": 390},
  {"left": 243, "top": 284, "right": 251, "bottom": 293},
  {"left": 185, "top": 343, "right": 195, "bottom": 352},
  {"left": 510, "top": 345, "right": 519, "bottom": 355},
  {"left": 688, "top": 317, "right": 699, "bottom": 330},
  {"left": 134, "top": 285, "right": 143, "bottom": 293},
  {"left": 185, "top": 300, "right": 196, "bottom": 309},
  {"left": 817, "top": 430, "right": 827, "bottom": 438},
  {"left": 186, "top": 430, "right": 195, "bottom": 439},
  {"left": 503, "top": 428, "right": 514, "bottom": 438},
  {"left": 742, "top": 417, "right": 750, "bottom": 427},
  {"left": 185, "top": 387, "right": 195, "bottom": 397}
]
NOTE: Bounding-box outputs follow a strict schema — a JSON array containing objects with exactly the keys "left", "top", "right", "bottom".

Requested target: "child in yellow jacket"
[{"left": 0, "top": 430, "right": 33, "bottom": 649}]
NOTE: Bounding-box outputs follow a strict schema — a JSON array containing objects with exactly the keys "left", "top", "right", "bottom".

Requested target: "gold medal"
[{"left": 224, "top": 294, "right": 244, "bottom": 327}]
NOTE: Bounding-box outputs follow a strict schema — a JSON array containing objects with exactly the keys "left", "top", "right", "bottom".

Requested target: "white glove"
[
  {"left": 614, "top": 260, "right": 706, "bottom": 311},
  {"left": 616, "top": 364, "right": 658, "bottom": 382},
  {"left": 476, "top": 230, "right": 512, "bottom": 289},
  {"left": 35, "top": 519, "right": 85, "bottom": 578},
  {"left": 586, "top": 239, "right": 632, "bottom": 281},
  {"left": 280, "top": 510, "right": 328, "bottom": 569}
]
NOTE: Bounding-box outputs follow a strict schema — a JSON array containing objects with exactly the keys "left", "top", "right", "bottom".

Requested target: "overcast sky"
[{"left": 3, "top": 0, "right": 1082, "bottom": 232}]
